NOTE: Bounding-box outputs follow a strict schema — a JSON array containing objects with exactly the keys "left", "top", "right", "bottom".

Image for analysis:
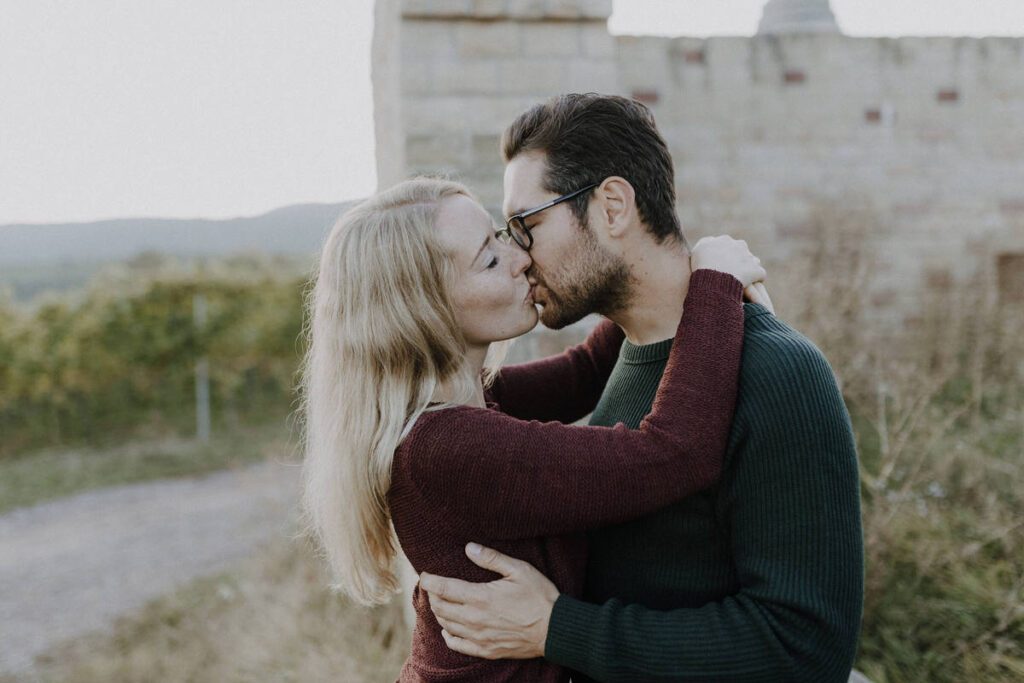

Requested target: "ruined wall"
[{"left": 374, "top": 0, "right": 1024, "bottom": 326}]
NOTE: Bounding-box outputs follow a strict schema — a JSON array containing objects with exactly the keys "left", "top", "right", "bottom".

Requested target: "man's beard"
[{"left": 535, "top": 238, "right": 632, "bottom": 329}]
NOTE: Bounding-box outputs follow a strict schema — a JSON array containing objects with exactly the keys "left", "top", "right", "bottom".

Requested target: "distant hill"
[
  {"left": 0, "top": 202, "right": 358, "bottom": 267},
  {"left": 0, "top": 202, "right": 360, "bottom": 302}
]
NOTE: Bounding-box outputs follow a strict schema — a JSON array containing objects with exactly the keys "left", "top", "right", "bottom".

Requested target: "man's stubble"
[{"left": 533, "top": 227, "right": 633, "bottom": 330}]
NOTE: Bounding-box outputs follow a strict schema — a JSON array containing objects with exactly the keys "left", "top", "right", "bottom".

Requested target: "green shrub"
[{"left": 0, "top": 255, "right": 309, "bottom": 457}]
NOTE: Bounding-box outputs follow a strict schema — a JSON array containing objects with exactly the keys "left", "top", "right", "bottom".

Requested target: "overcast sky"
[{"left": 1, "top": 0, "right": 1022, "bottom": 225}]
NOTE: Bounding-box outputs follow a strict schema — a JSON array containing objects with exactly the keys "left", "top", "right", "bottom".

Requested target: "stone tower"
[
  {"left": 375, "top": 0, "right": 1024, "bottom": 322},
  {"left": 757, "top": 0, "right": 841, "bottom": 34}
]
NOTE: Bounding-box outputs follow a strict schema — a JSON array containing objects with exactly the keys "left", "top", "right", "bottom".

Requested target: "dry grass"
[
  {"left": 17, "top": 205, "right": 1024, "bottom": 682},
  {"left": 775, "top": 205, "right": 1024, "bottom": 682},
  {"left": 31, "top": 536, "right": 410, "bottom": 683}
]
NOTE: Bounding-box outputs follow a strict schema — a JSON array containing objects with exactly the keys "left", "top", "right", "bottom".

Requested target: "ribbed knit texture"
[
  {"left": 388, "top": 270, "right": 745, "bottom": 682},
  {"left": 545, "top": 305, "right": 865, "bottom": 682}
]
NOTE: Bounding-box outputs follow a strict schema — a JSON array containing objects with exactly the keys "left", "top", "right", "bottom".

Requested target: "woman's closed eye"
[{"left": 486, "top": 256, "right": 499, "bottom": 269}]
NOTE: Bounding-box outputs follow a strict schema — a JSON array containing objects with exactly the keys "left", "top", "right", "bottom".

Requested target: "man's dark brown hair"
[{"left": 501, "top": 92, "right": 684, "bottom": 245}]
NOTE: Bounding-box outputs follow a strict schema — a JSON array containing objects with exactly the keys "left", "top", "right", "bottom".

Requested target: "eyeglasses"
[{"left": 497, "top": 183, "right": 599, "bottom": 251}]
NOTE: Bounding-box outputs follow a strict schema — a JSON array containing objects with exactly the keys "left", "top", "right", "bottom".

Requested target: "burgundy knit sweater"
[{"left": 388, "top": 270, "right": 745, "bottom": 682}]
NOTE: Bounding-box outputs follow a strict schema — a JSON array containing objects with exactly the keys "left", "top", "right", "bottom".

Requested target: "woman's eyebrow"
[{"left": 472, "top": 233, "right": 490, "bottom": 264}]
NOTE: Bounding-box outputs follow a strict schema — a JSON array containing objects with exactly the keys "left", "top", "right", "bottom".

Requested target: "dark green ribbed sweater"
[{"left": 545, "top": 304, "right": 864, "bottom": 682}]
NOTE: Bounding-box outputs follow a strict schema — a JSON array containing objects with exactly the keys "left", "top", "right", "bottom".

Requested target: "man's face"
[{"left": 502, "top": 152, "right": 631, "bottom": 329}]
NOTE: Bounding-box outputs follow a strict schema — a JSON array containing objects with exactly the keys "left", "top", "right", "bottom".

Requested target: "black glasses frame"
[{"left": 497, "top": 183, "right": 599, "bottom": 251}]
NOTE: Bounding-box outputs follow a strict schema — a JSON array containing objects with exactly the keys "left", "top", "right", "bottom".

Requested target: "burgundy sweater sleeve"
[
  {"left": 485, "top": 319, "right": 625, "bottom": 423},
  {"left": 400, "top": 269, "right": 745, "bottom": 540}
]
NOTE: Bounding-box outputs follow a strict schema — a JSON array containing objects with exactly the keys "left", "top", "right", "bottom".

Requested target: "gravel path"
[{"left": 0, "top": 460, "right": 301, "bottom": 677}]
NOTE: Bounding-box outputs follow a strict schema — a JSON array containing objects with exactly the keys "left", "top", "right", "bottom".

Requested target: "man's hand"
[{"left": 418, "top": 543, "right": 559, "bottom": 660}]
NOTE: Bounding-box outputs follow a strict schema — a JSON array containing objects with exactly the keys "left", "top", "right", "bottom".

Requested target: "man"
[{"left": 419, "top": 93, "right": 864, "bottom": 681}]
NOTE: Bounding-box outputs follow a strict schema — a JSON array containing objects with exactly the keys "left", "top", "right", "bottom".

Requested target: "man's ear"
[{"left": 595, "top": 176, "right": 637, "bottom": 240}]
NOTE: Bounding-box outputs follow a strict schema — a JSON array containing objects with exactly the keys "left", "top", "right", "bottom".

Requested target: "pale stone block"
[
  {"left": 566, "top": 59, "right": 617, "bottom": 92},
  {"left": 473, "top": 95, "right": 547, "bottom": 135},
  {"left": 461, "top": 172, "right": 504, "bottom": 211},
  {"left": 457, "top": 21, "right": 521, "bottom": 59},
  {"left": 400, "top": 59, "right": 433, "bottom": 95},
  {"left": 405, "top": 133, "right": 471, "bottom": 168},
  {"left": 506, "top": 0, "right": 547, "bottom": 19},
  {"left": 405, "top": 96, "right": 474, "bottom": 134},
  {"left": 521, "top": 24, "right": 581, "bottom": 57},
  {"left": 581, "top": 24, "right": 616, "bottom": 58},
  {"left": 471, "top": 0, "right": 507, "bottom": 18},
  {"left": 401, "top": 22, "right": 457, "bottom": 59},
  {"left": 616, "top": 37, "right": 670, "bottom": 89},
  {"left": 544, "top": 0, "right": 582, "bottom": 19},
  {"left": 616, "top": 34, "right": 671, "bottom": 59},
  {"left": 471, "top": 134, "right": 503, "bottom": 167},
  {"left": 434, "top": 60, "right": 502, "bottom": 95},
  {"left": 374, "top": 0, "right": 405, "bottom": 189},
  {"left": 386, "top": 15, "right": 1024, "bottom": 325},
  {"left": 401, "top": 0, "right": 428, "bottom": 14},
  {"left": 617, "top": 55, "right": 669, "bottom": 91},
  {"left": 406, "top": 94, "right": 538, "bottom": 136},
  {"left": 580, "top": 0, "right": 613, "bottom": 19},
  {"left": 402, "top": 0, "right": 470, "bottom": 16},
  {"left": 670, "top": 36, "right": 708, "bottom": 56},
  {"left": 499, "top": 58, "right": 568, "bottom": 94}
]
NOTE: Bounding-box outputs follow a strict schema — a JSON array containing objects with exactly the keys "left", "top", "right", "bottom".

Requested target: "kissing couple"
[{"left": 302, "top": 93, "right": 863, "bottom": 682}]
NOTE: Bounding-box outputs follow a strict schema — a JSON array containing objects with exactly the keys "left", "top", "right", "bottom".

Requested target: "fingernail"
[{"left": 467, "top": 542, "right": 481, "bottom": 556}]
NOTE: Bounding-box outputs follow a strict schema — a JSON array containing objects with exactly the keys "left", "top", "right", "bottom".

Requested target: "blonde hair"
[{"left": 299, "top": 177, "right": 507, "bottom": 605}]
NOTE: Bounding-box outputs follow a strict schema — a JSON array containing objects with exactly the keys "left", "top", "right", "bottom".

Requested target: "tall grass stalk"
[{"left": 776, "top": 205, "right": 1024, "bottom": 682}]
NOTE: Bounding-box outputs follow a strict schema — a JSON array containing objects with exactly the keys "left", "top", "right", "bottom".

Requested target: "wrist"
[
  {"left": 535, "top": 590, "right": 559, "bottom": 658},
  {"left": 689, "top": 268, "right": 745, "bottom": 301},
  {"left": 543, "top": 594, "right": 602, "bottom": 669}
]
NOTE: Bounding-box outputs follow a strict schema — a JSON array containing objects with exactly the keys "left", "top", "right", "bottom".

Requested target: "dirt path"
[{"left": 0, "top": 460, "right": 301, "bottom": 677}]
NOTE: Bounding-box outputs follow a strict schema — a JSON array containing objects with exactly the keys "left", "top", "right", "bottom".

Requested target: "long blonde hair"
[{"left": 299, "top": 178, "right": 506, "bottom": 605}]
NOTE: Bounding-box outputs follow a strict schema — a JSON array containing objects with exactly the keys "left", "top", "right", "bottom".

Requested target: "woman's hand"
[
  {"left": 690, "top": 235, "right": 766, "bottom": 288},
  {"left": 745, "top": 282, "right": 775, "bottom": 314},
  {"left": 691, "top": 236, "right": 774, "bottom": 313}
]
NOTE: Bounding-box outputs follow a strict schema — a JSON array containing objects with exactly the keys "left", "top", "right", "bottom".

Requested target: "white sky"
[{"left": 1, "top": 0, "right": 1022, "bottom": 225}]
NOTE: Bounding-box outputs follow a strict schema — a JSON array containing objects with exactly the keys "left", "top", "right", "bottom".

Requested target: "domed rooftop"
[{"left": 757, "top": 0, "right": 841, "bottom": 35}]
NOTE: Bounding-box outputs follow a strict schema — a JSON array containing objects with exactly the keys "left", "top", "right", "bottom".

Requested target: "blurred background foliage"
[
  {"left": 0, "top": 253, "right": 310, "bottom": 458},
  {"left": 773, "top": 206, "right": 1024, "bottom": 682},
  {"left": 1, "top": 211, "right": 1022, "bottom": 680}
]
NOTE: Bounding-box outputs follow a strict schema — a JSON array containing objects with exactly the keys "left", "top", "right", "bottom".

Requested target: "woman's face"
[{"left": 435, "top": 194, "right": 538, "bottom": 346}]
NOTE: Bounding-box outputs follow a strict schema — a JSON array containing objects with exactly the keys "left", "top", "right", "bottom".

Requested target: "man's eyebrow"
[
  {"left": 507, "top": 195, "right": 552, "bottom": 219},
  {"left": 504, "top": 197, "right": 533, "bottom": 219}
]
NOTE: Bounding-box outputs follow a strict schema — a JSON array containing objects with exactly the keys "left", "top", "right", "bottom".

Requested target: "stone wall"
[{"left": 373, "top": 0, "right": 1024, "bottom": 327}]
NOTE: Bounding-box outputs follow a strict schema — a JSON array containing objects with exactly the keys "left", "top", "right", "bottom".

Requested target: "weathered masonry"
[{"left": 373, "top": 0, "right": 1024, "bottom": 321}]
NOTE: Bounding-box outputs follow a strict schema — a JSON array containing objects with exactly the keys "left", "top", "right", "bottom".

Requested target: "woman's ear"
[{"left": 596, "top": 176, "right": 637, "bottom": 240}]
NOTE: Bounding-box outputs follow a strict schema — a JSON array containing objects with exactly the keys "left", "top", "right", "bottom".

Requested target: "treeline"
[{"left": 0, "top": 256, "right": 310, "bottom": 458}]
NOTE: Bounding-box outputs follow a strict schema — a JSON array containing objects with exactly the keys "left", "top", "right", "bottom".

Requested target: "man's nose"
[{"left": 510, "top": 243, "right": 532, "bottom": 276}]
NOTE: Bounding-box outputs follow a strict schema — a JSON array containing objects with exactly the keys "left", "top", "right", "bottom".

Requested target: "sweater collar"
[
  {"left": 619, "top": 336, "right": 674, "bottom": 365},
  {"left": 618, "top": 302, "right": 771, "bottom": 365}
]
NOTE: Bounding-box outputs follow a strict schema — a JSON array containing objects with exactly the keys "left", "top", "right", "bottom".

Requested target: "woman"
[{"left": 301, "top": 178, "right": 766, "bottom": 682}]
